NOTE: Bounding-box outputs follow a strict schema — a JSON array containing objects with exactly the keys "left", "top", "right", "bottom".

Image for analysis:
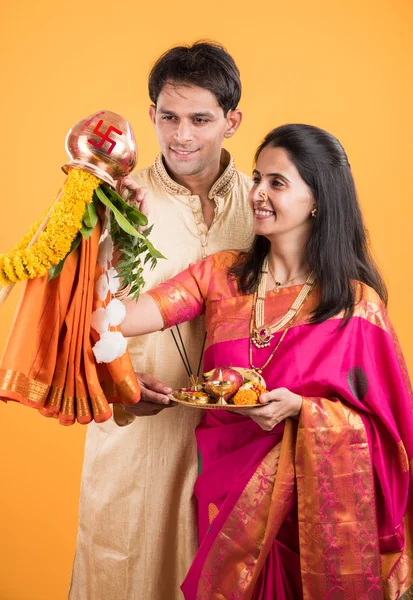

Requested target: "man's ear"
[
  {"left": 149, "top": 104, "right": 156, "bottom": 125},
  {"left": 223, "top": 109, "right": 243, "bottom": 139}
]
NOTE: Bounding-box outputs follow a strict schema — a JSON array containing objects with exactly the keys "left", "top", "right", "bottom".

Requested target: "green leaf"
[
  {"left": 100, "top": 186, "right": 148, "bottom": 227},
  {"left": 83, "top": 201, "right": 98, "bottom": 229},
  {"left": 95, "top": 187, "right": 165, "bottom": 259},
  {"left": 48, "top": 233, "right": 82, "bottom": 281},
  {"left": 80, "top": 223, "right": 95, "bottom": 240}
]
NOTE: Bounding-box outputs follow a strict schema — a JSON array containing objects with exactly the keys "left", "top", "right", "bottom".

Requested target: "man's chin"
[{"left": 166, "top": 157, "right": 203, "bottom": 178}]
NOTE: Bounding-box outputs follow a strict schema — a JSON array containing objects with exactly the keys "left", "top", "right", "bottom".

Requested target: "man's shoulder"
[
  {"left": 234, "top": 169, "right": 252, "bottom": 189},
  {"left": 130, "top": 164, "right": 154, "bottom": 186}
]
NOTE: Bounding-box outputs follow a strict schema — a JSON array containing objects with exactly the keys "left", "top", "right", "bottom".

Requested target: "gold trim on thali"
[{"left": 169, "top": 394, "right": 265, "bottom": 410}]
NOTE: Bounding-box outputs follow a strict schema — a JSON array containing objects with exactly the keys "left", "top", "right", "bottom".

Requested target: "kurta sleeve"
[{"left": 146, "top": 254, "right": 214, "bottom": 330}]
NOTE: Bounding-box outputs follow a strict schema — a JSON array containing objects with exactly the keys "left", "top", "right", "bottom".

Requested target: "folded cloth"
[{"left": 0, "top": 217, "right": 140, "bottom": 425}]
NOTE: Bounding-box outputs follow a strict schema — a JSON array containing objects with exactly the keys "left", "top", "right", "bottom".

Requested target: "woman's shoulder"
[
  {"left": 352, "top": 280, "right": 391, "bottom": 332},
  {"left": 207, "top": 250, "right": 243, "bottom": 271},
  {"left": 353, "top": 281, "right": 384, "bottom": 307}
]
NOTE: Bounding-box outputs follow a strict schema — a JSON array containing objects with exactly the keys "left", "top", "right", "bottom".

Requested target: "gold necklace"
[
  {"left": 249, "top": 261, "right": 316, "bottom": 373},
  {"left": 267, "top": 262, "right": 310, "bottom": 293},
  {"left": 251, "top": 257, "right": 316, "bottom": 349}
]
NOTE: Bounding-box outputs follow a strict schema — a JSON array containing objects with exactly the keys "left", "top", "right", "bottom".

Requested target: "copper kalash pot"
[{"left": 62, "top": 110, "right": 137, "bottom": 187}]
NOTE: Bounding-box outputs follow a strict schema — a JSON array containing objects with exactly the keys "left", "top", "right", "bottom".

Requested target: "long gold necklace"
[{"left": 249, "top": 258, "right": 316, "bottom": 373}]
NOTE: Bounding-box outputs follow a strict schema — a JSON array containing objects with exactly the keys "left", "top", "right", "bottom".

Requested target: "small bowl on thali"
[{"left": 172, "top": 388, "right": 210, "bottom": 405}]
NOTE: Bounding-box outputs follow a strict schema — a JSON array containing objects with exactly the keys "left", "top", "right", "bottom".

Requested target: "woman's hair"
[
  {"left": 230, "top": 124, "right": 387, "bottom": 323},
  {"left": 148, "top": 40, "right": 241, "bottom": 117}
]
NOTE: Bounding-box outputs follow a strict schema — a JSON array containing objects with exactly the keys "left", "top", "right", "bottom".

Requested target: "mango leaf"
[
  {"left": 48, "top": 233, "right": 82, "bottom": 281},
  {"left": 80, "top": 223, "right": 95, "bottom": 240},
  {"left": 83, "top": 201, "right": 98, "bottom": 229},
  {"left": 100, "top": 185, "right": 148, "bottom": 227},
  {"left": 95, "top": 187, "right": 164, "bottom": 259}
]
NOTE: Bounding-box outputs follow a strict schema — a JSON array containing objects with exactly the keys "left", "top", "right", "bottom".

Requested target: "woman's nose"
[{"left": 251, "top": 187, "right": 269, "bottom": 204}]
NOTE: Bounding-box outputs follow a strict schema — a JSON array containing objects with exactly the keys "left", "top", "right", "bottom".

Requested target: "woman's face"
[{"left": 249, "top": 145, "right": 315, "bottom": 243}]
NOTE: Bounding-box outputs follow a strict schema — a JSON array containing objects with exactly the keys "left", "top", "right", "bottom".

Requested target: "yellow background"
[{"left": 0, "top": 0, "right": 412, "bottom": 598}]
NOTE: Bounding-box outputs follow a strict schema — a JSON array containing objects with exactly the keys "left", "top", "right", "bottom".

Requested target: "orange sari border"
[
  {"left": 0, "top": 366, "right": 137, "bottom": 424},
  {"left": 197, "top": 420, "right": 296, "bottom": 599},
  {"left": 296, "top": 397, "right": 382, "bottom": 600},
  {"left": 196, "top": 398, "right": 401, "bottom": 599}
]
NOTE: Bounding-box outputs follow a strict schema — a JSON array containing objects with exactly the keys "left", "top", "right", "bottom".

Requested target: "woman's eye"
[
  {"left": 272, "top": 179, "right": 283, "bottom": 187},
  {"left": 252, "top": 177, "right": 261, "bottom": 184}
]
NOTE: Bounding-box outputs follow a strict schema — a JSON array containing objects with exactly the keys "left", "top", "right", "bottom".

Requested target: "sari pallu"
[
  {"left": 148, "top": 250, "right": 413, "bottom": 599},
  {"left": 0, "top": 218, "right": 141, "bottom": 425}
]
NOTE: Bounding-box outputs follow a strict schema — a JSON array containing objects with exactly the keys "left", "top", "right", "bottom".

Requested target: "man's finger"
[
  {"left": 140, "top": 389, "right": 173, "bottom": 405},
  {"left": 137, "top": 372, "right": 172, "bottom": 395}
]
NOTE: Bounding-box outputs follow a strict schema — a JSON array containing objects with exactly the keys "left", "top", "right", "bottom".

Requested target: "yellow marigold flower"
[
  {"left": 232, "top": 381, "right": 267, "bottom": 406},
  {"left": 232, "top": 388, "right": 259, "bottom": 406},
  {"left": 0, "top": 170, "right": 100, "bottom": 286}
]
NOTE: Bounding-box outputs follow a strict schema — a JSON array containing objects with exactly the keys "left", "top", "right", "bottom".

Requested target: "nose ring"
[{"left": 258, "top": 190, "right": 268, "bottom": 206}]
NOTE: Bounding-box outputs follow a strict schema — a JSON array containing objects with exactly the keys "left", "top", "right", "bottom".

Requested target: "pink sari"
[{"left": 148, "top": 251, "right": 413, "bottom": 600}]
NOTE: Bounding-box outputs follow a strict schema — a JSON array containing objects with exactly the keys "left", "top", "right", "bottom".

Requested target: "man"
[{"left": 69, "top": 41, "right": 253, "bottom": 600}]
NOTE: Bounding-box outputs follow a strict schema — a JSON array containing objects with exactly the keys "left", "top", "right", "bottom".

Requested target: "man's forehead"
[{"left": 156, "top": 83, "right": 222, "bottom": 114}]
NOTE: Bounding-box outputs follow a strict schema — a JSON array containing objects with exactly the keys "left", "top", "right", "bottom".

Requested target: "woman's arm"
[{"left": 121, "top": 293, "right": 164, "bottom": 337}]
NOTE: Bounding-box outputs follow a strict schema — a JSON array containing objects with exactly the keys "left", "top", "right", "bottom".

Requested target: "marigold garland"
[{"left": 0, "top": 169, "right": 100, "bottom": 286}]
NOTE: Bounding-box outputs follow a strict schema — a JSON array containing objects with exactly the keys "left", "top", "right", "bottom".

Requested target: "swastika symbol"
[{"left": 88, "top": 120, "right": 123, "bottom": 155}]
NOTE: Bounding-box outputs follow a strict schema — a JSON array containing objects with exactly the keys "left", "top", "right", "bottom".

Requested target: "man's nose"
[{"left": 174, "top": 121, "right": 193, "bottom": 144}]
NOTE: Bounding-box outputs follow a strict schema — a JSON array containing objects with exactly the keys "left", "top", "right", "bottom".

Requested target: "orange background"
[{"left": 0, "top": 1, "right": 412, "bottom": 598}]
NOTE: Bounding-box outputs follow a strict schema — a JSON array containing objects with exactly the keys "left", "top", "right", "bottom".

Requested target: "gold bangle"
[{"left": 114, "top": 282, "right": 132, "bottom": 300}]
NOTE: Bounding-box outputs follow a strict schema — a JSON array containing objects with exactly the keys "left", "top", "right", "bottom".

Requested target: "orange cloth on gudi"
[{"left": 0, "top": 219, "right": 140, "bottom": 425}]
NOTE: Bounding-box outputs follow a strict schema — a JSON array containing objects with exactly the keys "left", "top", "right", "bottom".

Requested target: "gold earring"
[{"left": 311, "top": 207, "right": 317, "bottom": 218}]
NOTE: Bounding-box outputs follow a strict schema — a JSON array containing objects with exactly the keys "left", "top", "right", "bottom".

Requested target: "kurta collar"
[{"left": 152, "top": 149, "right": 237, "bottom": 199}]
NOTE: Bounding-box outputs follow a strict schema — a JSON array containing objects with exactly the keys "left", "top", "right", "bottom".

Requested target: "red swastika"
[{"left": 88, "top": 120, "right": 123, "bottom": 155}]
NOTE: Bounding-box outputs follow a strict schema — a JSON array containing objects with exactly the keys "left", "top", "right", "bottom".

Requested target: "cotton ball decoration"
[
  {"left": 106, "top": 298, "right": 126, "bottom": 326},
  {"left": 97, "top": 234, "right": 114, "bottom": 269},
  {"left": 91, "top": 308, "right": 110, "bottom": 334},
  {"left": 107, "top": 267, "right": 120, "bottom": 294},
  {"left": 95, "top": 273, "right": 110, "bottom": 300},
  {"left": 92, "top": 331, "right": 128, "bottom": 363}
]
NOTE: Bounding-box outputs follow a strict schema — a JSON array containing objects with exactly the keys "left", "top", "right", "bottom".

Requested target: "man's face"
[{"left": 149, "top": 83, "right": 241, "bottom": 178}]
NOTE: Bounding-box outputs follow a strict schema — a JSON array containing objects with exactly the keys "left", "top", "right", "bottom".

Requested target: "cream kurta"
[{"left": 69, "top": 151, "right": 253, "bottom": 600}]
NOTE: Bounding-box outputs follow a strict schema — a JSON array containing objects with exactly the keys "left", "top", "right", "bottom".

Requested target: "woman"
[{"left": 121, "top": 124, "right": 413, "bottom": 599}]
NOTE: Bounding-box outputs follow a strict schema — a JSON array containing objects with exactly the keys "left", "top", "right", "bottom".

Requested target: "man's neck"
[{"left": 163, "top": 153, "right": 225, "bottom": 202}]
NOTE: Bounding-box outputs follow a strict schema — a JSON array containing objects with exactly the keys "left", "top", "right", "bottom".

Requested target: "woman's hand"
[
  {"left": 238, "top": 387, "right": 303, "bottom": 431},
  {"left": 116, "top": 176, "right": 149, "bottom": 231}
]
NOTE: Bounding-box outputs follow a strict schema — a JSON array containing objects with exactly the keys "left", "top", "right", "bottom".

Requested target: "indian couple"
[{"left": 71, "top": 42, "right": 413, "bottom": 600}]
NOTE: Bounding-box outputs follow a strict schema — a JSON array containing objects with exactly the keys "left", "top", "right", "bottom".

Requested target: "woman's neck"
[{"left": 267, "top": 236, "right": 310, "bottom": 287}]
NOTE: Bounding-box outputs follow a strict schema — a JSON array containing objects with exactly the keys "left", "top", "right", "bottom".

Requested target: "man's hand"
[
  {"left": 116, "top": 176, "right": 149, "bottom": 231},
  {"left": 236, "top": 387, "right": 303, "bottom": 431},
  {"left": 123, "top": 372, "right": 176, "bottom": 417}
]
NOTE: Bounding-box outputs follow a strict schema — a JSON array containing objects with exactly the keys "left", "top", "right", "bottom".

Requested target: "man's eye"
[
  {"left": 161, "top": 115, "right": 174, "bottom": 121},
  {"left": 194, "top": 118, "right": 208, "bottom": 123}
]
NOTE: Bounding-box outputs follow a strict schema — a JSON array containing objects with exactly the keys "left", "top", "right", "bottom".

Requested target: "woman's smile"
[{"left": 254, "top": 208, "right": 276, "bottom": 219}]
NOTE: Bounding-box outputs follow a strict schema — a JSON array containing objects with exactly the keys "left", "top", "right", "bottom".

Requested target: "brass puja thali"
[{"left": 170, "top": 367, "right": 269, "bottom": 410}]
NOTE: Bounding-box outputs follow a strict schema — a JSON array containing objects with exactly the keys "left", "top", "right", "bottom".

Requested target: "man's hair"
[{"left": 148, "top": 40, "right": 241, "bottom": 116}]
